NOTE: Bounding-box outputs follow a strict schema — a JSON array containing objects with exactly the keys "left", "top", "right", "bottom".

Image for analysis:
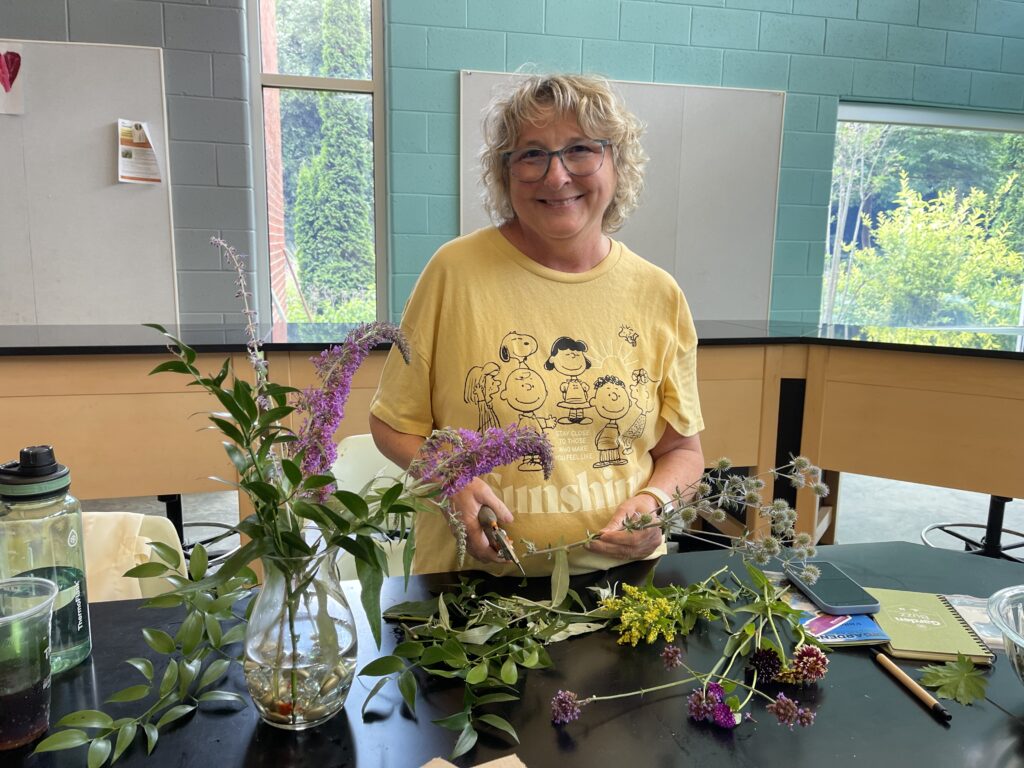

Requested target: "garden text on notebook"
[{"left": 865, "top": 588, "right": 994, "bottom": 665}]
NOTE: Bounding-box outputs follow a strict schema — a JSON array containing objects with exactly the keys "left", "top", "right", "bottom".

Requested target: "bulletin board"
[
  {"left": 0, "top": 39, "right": 177, "bottom": 326},
  {"left": 460, "top": 72, "right": 785, "bottom": 323}
]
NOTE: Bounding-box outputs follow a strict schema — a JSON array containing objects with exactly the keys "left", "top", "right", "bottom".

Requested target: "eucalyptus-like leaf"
[
  {"left": 197, "top": 691, "right": 246, "bottom": 706},
  {"left": 203, "top": 613, "right": 223, "bottom": 648},
  {"left": 158, "top": 662, "right": 179, "bottom": 698},
  {"left": 224, "top": 443, "right": 250, "bottom": 476},
  {"left": 450, "top": 724, "right": 478, "bottom": 759},
  {"left": 393, "top": 641, "right": 424, "bottom": 659},
  {"left": 154, "top": 704, "right": 196, "bottom": 730},
  {"left": 149, "top": 360, "right": 194, "bottom": 376},
  {"left": 359, "top": 655, "right": 406, "bottom": 677},
  {"left": 360, "top": 677, "right": 390, "bottom": 719},
  {"left": 125, "top": 657, "right": 154, "bottom": 681},
  {"left": 471, "top": 692, "right": 519, "bottom": 706},
  {"left": 398, "top": 669, "right": 418, "bottom": 714},
  {"left": 142, "top": 594, "right": 183, "bottom": 609},
  {"left": 112, "top": 723, "right": 137, "bottom": 763},
  {"left": 355, "top": 546, "right": 385, "bottom": 649},
  {"left": 209, "top": 388, "right": 250, "bottom": 430},
  {"left": 197, "top": 658, "right": 232, "bottom": 690},
  {"left": 438, "top": 594, "right": 451, "bottom": 630},
  {"left": 175, "top": 612, "right": 204, "bottom": 656},
  {"left": 57, "top": 710, "right": 115, "bottom": 729},
  {"left": 33, "top": 728, "right": 91, "bottom": 753},
  {"left": 143, "top": 723, "right": 158, "bottom": 755},
  {"left": 432, "top": 710, "right": 470, "bottom": 732},
  {"left": 476, "top": 714, "right": 519, "bottom": 743},
  {"left": 465, "top": 662, "right": 489, "bottom": 685},
  {"left": 500, "top": 657, "right": 518, "bottom": 685},
  {"left": 188, "top": 545, "right": 208, "bottom": 582},
  {"left": 551, "top": 549, "right": 569, "bottom": 607},
  {"left": 105, "top": 685, "right": 151, "bottom": 704},
  {"left": 232, "top": 378, "right": 259, "bottom": 421},
  {"left": 208, "top": 416, "right": 246, "bottom": 447},
  {"left": 123, "top": 562, "right": 171, "bottom": 579},
  {"left": 88, "top": 737, "right": 112, "bottom": 768}
]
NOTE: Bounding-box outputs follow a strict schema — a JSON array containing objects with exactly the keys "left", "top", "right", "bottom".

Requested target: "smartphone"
[{"left": 784, "top": 561, "right": 880, "bottom": 615}]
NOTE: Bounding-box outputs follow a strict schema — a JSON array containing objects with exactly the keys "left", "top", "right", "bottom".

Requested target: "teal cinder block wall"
[{"left": 384, "top": 0, "right": 1024, "bottom": 324}]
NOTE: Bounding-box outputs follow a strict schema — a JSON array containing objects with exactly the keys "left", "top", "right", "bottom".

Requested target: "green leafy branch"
[{"left": 34, "top": 543, "right": 255, "bottom": 767}]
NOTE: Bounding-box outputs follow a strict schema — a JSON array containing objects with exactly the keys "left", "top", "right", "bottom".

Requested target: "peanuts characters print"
[{"left": 462, "top": 329, "right": 657, "bottom": 471}]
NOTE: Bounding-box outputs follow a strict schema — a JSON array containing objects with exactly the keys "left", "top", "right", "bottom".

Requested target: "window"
[
  {"left": 821, "top": 104, "right": 1024, "bottom": 351},
  {"left": 250, "top": 0, "right": 385, "bottom": 329}
]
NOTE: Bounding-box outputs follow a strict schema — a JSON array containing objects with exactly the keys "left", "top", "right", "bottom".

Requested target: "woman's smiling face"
[{"left": 506, "top": 112, "right": 616, "bottom": 250}]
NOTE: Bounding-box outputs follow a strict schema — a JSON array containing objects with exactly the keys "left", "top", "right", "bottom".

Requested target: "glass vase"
[{"left": 243, "top": 548, "right": 358, "bottom": 730}]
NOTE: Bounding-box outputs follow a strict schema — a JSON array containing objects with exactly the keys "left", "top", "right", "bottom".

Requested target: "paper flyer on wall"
[
  {"left": 0, "top": 43, "right": 25, "bottom": 115},
  {"left": 117, "top": 119, "right": 161, "bottom": 183}
]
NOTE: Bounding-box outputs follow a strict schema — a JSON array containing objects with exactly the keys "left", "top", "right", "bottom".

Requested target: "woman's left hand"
[{"left": 587, "top": 494, "right": 663, "bottom": 560}]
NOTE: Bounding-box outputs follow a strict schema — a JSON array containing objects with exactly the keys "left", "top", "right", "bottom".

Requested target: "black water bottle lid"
[{"left": 0, "top": 445, "right": 72, "bottom": 501}]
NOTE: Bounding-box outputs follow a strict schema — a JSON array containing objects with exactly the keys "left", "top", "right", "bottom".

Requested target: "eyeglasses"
[{"left": 502, "top": 139, "right": 611, "bottom": 182}]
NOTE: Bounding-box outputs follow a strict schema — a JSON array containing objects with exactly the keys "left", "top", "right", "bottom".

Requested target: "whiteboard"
[
  {"left": 0, "top": 39, "right": 177, "bottom": 326},
  {"left": 459, "top": 72, "right": 784, "bottom": 323}
]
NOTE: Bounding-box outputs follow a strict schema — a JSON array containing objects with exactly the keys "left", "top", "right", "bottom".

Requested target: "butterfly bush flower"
[
  {"left": 210, "top": 237, "right": 268, "bottom": 391},
  {"left": 292, "top": 323, "right": 410, "bottom": 487},
  {"left": 411, "top": 425, "right": 553, "bottom": 498}
]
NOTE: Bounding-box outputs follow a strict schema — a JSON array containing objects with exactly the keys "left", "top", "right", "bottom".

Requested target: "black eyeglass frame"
[{"left": 501, "top": 139, "right": 612, "bottom": 181}]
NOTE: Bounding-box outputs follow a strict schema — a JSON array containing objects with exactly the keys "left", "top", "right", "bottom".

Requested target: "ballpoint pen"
[
  {"left": 873, "top": 651, "right": 952, "bottom": 723},
  {"left": 477, "top": 505, "right": 526, "bottom": 576}
]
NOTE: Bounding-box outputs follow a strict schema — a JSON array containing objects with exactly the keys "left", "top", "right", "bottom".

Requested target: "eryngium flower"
[{"left": 551, "top": 690, "right": 583, "bottom": 724}]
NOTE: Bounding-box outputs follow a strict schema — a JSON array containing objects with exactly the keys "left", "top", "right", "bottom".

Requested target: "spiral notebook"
[{"left": 865, "top": 588, "right": 995, "bottom": 665}]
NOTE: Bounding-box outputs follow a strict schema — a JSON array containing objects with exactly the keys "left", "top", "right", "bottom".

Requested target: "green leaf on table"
[
  {"left": 472, "top": 692, "right": 518, "bottom": 706},
  {"left": 551, "top": 549, "right": 569, "bottom": 607},
  {"left": 143, "top": 593, "right": 183, "bottom": 610},
  {"left": 105, "top": 685, "right": 151, "bottom": 704},
  {"left": 456, "top": 624, "right": 502, "bottom": 646},
  {"left": 476, "top": 714, "right": 519, "bottom": 744},
  {"left": 204, "top": 613, "right": 222, "bottom": 648},
  {"left": 57, "top": 710, "right": 115, "bottom": 729},
  {"left": 360, "top": 677, "right": 390, "bottom": 718},
  {"left": 465, "top": 661, "right": 489, "bottom": 685},
  {"left": 155, "top": 704, "right": 196, "bottom": 730},
  {"left": 175, "top": 612, "right": 204, "bottom": 656},
  {"left": 393, "top": 641, "right": 424, "bottom": 659},
  {"left": 451, "top": 723, "right": 478, "bottom": 759},
  {"left": 88, "top": 737, "right": 112, "bottom": 768},
  {"left": 112, "top": 723, "right": 137, "bottom": 763},
  {"left": 142, "top": 628, "right": 176, "bottom": 655},
  {"left": 198, "top": 658, "right": 231, "bottom": 690},
  {"left": 197, "top": 691, "right": 246, "bottom": 706},
  {"left": 143, "top": 723, "right": 159, "bottom": 755},
  {"left": 158, "top": 662, "right": 179, "bottom": 697},
  {"left": 34, "top": 729, "right": 90, "bottom": 752},
  {"left": 920, "top": 654, "right": 989, "bottom": 706},
  {"left": 359, "top": 655, "right": 406, "bottom": 677},
  {"left": 433, "top": 710, "right": 470, "bottom": 732},
  {"left": 398, "top": 668, "right": 418, "bottom": 714},
  {"left": 125, "top": 657, "right": 154, "bottom": 681}
]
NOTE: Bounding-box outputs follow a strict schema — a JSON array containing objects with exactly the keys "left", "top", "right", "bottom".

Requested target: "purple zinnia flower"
[
  {"left": 291, "top": 323, "right": 409, "bottom": 489},
  {"left": 551, "top": 689, "right": 583, "bottom": 725},
  {"left": 661, "top": 644, "right": 684, "bottom": 670},
  {"left": 791, "top": 645, "right": 829, "bottom": 683}
]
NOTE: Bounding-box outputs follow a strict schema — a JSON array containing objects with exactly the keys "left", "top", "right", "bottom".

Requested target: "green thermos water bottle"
[{"left": 0, "top": 446, "right": 92, "bottom": 673}]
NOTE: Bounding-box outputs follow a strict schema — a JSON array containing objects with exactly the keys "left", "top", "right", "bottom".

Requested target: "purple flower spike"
[
  {"left": 413, "top": 425, "right": 554, "bottom": 500},
  {"left": 765, "top": 692, "right": 815, "bottom": 730},
  {"left": 291, "top": 323, "right": 409, "bottom": 489},
  {"left": 661, "top": 644, "right": 684, "bottom": 670},
  {"left": 551, "top": 690, "right": 583, "bottom": 725},
  {"left": 687, "top": 690, "right": 715, "bottom": 722}
]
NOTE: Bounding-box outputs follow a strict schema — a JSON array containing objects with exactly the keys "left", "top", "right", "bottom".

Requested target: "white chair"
[
  {"left": 330, "top": 434, "right": 408, "bottom": 579},
  {"left": 82, "top": 511, "right": 186, "bottom": 602}
]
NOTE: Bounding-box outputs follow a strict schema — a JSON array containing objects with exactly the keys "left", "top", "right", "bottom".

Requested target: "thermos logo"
[{"left": 67, "top": 529, "right": 78, "bottom": 548}]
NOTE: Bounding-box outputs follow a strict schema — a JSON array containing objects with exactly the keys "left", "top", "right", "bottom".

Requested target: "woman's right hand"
[{"left": 448, "top": 478, "right": 515, "bottom": 564}]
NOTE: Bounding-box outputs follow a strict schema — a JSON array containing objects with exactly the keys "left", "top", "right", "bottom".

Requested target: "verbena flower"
[
  {"left": 551, "top": 689, "right": 584, "bottom": 724},
  {"left": 661, "top": 644, "right": 684, "bottom": 670},
  {"left": 292, "top": 323, "right": 410, "bottom": 487},
  {"left": 687, "top": 689, "right": 716, "bottom": 722},
  {"left": 765, "top": 692, "right": 816, "bottom": 730}
]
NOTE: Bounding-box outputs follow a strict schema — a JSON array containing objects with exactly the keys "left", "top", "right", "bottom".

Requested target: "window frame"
[{"left": 246, "top": 0, "right": 388, "bottom": 327}]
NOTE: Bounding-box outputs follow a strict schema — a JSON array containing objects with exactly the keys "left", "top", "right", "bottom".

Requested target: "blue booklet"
[{"left": 768, "top": 571, "right": 889, "bottom": 647}]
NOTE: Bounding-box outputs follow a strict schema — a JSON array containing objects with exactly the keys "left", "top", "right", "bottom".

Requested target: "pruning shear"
[{"left": 478, "top": 505, "right": 525, "bottom": 576}]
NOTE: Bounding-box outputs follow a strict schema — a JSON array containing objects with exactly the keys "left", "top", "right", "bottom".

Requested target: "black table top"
[
  {"left": 10, "top": 542, "right": 1024, "bottom": 767},
  {"left": 2, "top": 322, "right": 1023, "bottom": 361}
]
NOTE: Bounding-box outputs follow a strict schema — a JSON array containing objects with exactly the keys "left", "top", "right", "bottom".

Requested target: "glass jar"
[
  {"left": 0, "top": 447, "right": 91, "bottom": 674},
  {"left": 243, "top": 546, "right": 358, "bottom": 730}
]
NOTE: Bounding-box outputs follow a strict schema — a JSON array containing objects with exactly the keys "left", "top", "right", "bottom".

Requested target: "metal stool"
[{"left": 921, "top": 495, "right": 1023, "bottom": 563}]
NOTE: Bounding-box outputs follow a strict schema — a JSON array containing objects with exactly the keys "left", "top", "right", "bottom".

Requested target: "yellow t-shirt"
[{"left": 371, "top": 226, "right": 704, "bottom": 575}]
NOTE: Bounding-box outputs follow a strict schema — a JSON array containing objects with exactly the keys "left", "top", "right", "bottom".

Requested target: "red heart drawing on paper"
[{"left": 0, "top": 51, "right": 21, "bottom": 93}]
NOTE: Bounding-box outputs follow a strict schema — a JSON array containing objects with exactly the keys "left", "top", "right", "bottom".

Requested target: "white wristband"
[{"left": 636, "top": 486, "right": 672, "bottom": 510}]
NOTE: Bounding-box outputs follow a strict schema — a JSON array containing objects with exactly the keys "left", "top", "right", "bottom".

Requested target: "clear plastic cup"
[{"left": 0, "top": 577, "right": 58, "bottom": 750}]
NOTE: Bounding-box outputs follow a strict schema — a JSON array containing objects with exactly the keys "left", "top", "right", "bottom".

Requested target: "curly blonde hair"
[{"left": 479, "top": 73, "right": 647, "bottom": 234}]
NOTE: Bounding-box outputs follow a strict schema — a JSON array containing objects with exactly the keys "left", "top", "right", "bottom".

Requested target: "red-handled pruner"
[{"left": 478, "top": 506, "right": 525, "bottom": 576}]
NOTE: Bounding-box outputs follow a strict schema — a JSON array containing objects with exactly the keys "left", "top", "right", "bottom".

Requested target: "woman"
[{"left": 370, "top": 74, "right": 704, "bottom": 575}]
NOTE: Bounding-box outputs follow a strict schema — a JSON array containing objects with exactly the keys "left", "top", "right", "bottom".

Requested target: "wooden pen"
[{"left": 874, "top": 651, "right": 952, "bottom": 723}]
